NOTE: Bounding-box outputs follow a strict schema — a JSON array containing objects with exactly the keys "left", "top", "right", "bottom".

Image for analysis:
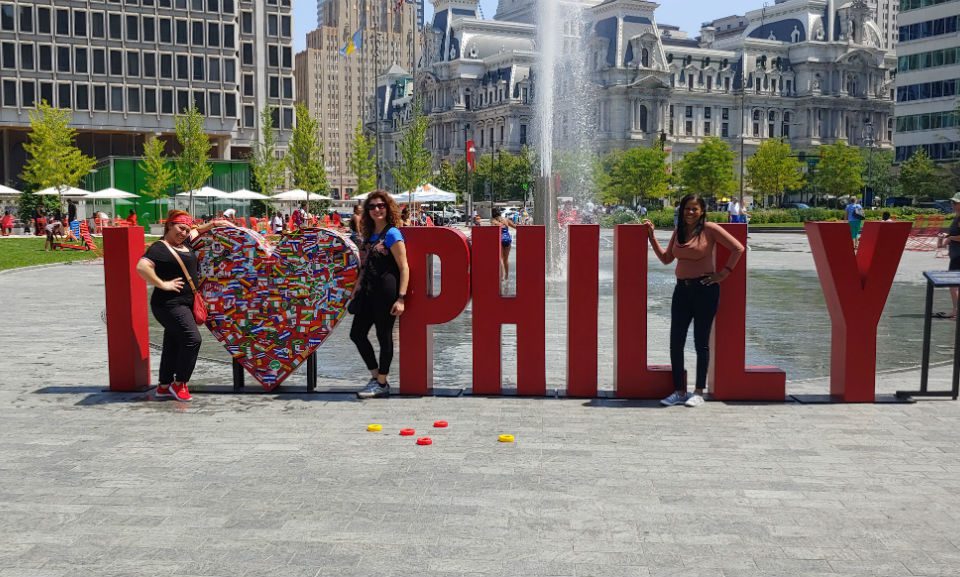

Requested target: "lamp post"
[
  {"left": 463, "top": 123, "right": 471, "bottom": 221},
  {"left": 862, "top": 121, "right": 876, "bottom": 207}
]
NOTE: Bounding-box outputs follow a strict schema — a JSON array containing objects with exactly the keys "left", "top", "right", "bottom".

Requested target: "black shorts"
[{"left": 950, "top": 256, "right": 960, "bottom": 271}]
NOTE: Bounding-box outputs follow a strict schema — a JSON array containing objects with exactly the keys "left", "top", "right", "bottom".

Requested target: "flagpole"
[{"left": 374, "top": 1, "right": 382, "bottom": 190}]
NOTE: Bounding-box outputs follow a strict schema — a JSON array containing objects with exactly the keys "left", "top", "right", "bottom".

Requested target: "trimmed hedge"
[{"left": 599, "top": 207, "right": 943, "bottom": 228}]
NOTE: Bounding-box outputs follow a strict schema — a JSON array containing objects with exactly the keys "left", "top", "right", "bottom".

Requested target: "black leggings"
[
  {"left": 151, "top": 301, "right": 202, "bottom": 384},
  {"left": 670, "top": 280, "right": 720, "bottom": 392},
  {"left": 350, "top": 306, "right": 397, "bottom": 376}
]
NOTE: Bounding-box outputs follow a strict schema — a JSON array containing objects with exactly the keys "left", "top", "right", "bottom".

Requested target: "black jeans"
[
  {"left": 670, "top": 280, "right": 720, "bottom": 392},
  {"left": 151, "top": 301, "right": 202, "bottom": 384},
  {"left": 350, "top": 307, "right": 397, "bottom": 376}
]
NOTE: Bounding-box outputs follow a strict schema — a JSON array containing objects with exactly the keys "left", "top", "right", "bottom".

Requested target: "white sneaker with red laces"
[{"left": 171, "top": 382, "right": 192, "bottom": 402}]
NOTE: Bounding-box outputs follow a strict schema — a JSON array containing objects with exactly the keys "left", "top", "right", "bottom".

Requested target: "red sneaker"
[
  {"left": 155, "top": 384, "right": 173, "bottom": 399},
  {"left": 171, "top": 382, "right": 193, "bottom": 402}
]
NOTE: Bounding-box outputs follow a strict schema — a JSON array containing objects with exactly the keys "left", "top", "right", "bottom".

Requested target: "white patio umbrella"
[
  {"left": 35, "top": 186, "right": 90, "bottom": 197},
  {"left": 177, "top": 186, "right": 226, "bottom": 214},
  {"left": 272, "top": 190, "right": 331, "bottom": 202},
  {"left": 0, "top": 184, "right": 20, "bottom": 195},
  {"left": 226, "top": 189, "right": 271, "bottom": 201},
  {"left": 398, "top": 184, "right": 457, "bottom": 203},
  {"left": 86, "top": 188, "right": 138, "bottom": 220}
]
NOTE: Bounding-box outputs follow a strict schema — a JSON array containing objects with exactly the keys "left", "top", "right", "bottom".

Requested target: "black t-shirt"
[
  {"left": 143, "top": 240, "right": 199, "bottom": 306},
  {"left": 950, "top": 217, "right": 960, "bottom": 259}
]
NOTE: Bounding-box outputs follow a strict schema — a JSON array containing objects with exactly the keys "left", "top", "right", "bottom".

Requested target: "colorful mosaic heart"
[{"left": 194, "top": 227, "right": 360, "bottom": 390}]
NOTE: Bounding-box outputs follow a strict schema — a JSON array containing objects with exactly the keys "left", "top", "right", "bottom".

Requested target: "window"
[
  {"left": 223, "top": 0, "right": 234, "bottom": 13},
  {"left": 56, "top": 8, "right": 69, "bottom": 35},
  {"left": 268, "top": 14, "right": 278, "bottom": 36},
  {"left": 159, "top": 18, "right": 172, "bottom": 43},
  {"left": 143, "top": 16, "right": 155, "bottom": 42},
  {"left": 281, "top": 15, "right": 291, "bottom": 37},
  {"left": 721, "top": 123, "right": 729, "bottom": 137},
  {"left": 704, "top": 107, "right": 712, "bottom": 119},
  {"left": 109, "top": 13, "right": 121, "bottom": 39},
  {"left": 207, "top": 0, "right": 218, "bottom": 11},
  {"left": 283, "top": 77, "right": 293, "bottom": 99},
  {"left": 37, "top": 7, "right": 50, "bottom": 34},
  {"left": 160, "top": 53, "right": 172, "bottom": 78},
  {"left": 223, "top": 24, "right": 235, "bottom": 48},
  {"left": 111, "top": 86, "right": 124, "bottom": 112},
  {"left": 223, "top": 58, "right": 235, "bottom": 83},
  {"left": 93, "top": 85, "right": 107, "bottom": 111},
  {"left": 39, "top": 82, "right": 53, "bottom": 108},
  {"left": 241, "top": 11, "right": 252, "bottom": 33},
  {"left": 269, "top": 76, "right": 279, "bottom": 98},
  {"left": 208, "top": 57, "right": 220, "bottom": 82},
  {"left": 92, "top": 48, "right": 105, "bottom": 74},
  {"left": 685, "top": 106, "right": 693, "bottom": 118},
  {"left": 144, "top": 88, "right": 157, "bottom": 113},
  {"left": 192, "top": 20, "right": 203, "bottom": 45},
  {"left": 74, "top": 10, "right": 87, "bottom": 37},
  {"left": 1, "top": 79, "right": 15, "bottom": 107},
  {"left": 18, "top": 5, "right": 32, "bottom": 32},
  {"left": 704, "top": 121, "right": 711, "bottom": 135},
  {"left": 127, "top": 87, "right": 140, "bottom": 112},
  {"left": 242, "top": 43, "right": 253, "bottom": 65},
  {"left": 192, "top": 55, "right": 203, "bottom": 80},
  {"left": 177, "top": 89, "right": 189, "bottom": 113},
  {"left": 127, "top": 51, "right": 139, "bottom": 77},
  {"left": 58, "top": 83, "right": 71, "bottom": 109},
  {"left": 242, "top": 74, "right": 254, "bottom": 96},
  {"left": 143, "top": 52, "right": 155, "bottom": 77},
  {"left": 685, "top": 120, "right": 693, "bottom": 135},
  {"left": 282, "top": 46, "right": 291, "bottom": 68},
  {"left": 244, "top": 104, "right": 255, "bottom": 127},
  {"left": 722, "top": 107, "right": 729, "bottom": 120},
  {"left": 0, "top": 42, "right": 14, "bottom": 69},
  {"left": 283, "top": 107, "right": 293, "bottom": 129},
  {"left": 0, "top": 4, "right": 12, "bottom": 31},
  {"left": 753, "top": 122, "right": 759, "bottom": 136},
  {"left": 225, "top": 93, "right": 236, "bottom": 117},
  {"left": 22, "top": 80, "right": 35, "bottom": 108},
  {"left": 92, "top": 12, "right": 105, "bottom": 38},
  {"left": 208, "top": 91, "right": 221, "bottom": 116},
  {"left": 207, "top": 22, "right": 219, "bottom": 46},
  {"left": 161, "top": 88, "right": 173, "bottom": 114},
  {"left": 57, "top": 46, "right": 70, "bottom": 72},
  {"left": 268, "top": 45, "right": 278, "bottom": 67},
  {"left": 76, "top": 84, "right": 89, "bottom": 110},
  {"left": 175, "top": 19, "right": 187, "bottom": 44},
  {"left": 75, "top": 47, "right": 88, "bottom": 73},
  {"left": 110, "top": 49, "right": 123, "bottom": 75},
  {"left": 176, "top": 54, "right": 188, "bottom": 79},
  {"left": 20, "top": 44, "right": 33, "bottom": 70},
  {"left": 191, "top": 0, "right": 203, "bottom": 10},
  {"left": 192, "top": 91, "right": 204, "bottom": 114}
]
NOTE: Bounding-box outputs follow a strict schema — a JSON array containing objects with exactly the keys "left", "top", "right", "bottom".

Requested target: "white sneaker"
[
  {"left": 684, "top": 394, "right": 705, "bottom": 407},
  {"left": 660, "top": 391, "right": 688, "bottom": 406}
]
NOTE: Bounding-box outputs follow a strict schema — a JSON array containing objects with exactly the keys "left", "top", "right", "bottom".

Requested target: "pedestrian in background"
[
  {"left": 846, "top": 197, "right": 865, "bottom": 249},
  {"left": 935, "top": 193, "right": 960, "bottom": 320},
  {"left": 1, "top": 210, "right": 13, "bottom": 236},
  {"left": 644, "top": 193, "right": 744, "bottom": 408}
]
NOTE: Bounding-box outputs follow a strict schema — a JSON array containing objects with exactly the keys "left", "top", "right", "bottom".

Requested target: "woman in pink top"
[{"left": 643, "top": 194, "right": 744, "bottom": 408}]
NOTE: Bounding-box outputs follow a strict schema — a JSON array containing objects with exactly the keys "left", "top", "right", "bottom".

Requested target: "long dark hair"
[
  {"left": 360, "top": 190, "right": 402, "bottom": 239},
  {"left": 676, "top": 194, "right": 707, "bottom": 244}
]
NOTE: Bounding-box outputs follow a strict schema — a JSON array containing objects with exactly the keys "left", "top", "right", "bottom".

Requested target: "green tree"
[
  {"left": 250, "top": 104, "right": 285, "bottom": 200},
  {"left": 174, "top": 105, "right": 213, "bottom": 212},
  {"left": 434, "top": 160, "right": 461, "bottom": 198},
  {"left": 286, "top": 104, "right": 328, "bottom": 195},
  {"left": 859, "top": 148, "right": 897, "bottom": 204},
  {"left": 745, "top": 139, "right": 804, "bottom": 207},
  {"left": 601, "top": 146, "right": 669, "bottom": 207},
  {"left": 139, "top": 137, "right": 175, "bottom": 221},
  {"left": 392, "top": 100, "right": 433, "bottom": 194},
  {"left": 814, "top": 141, "right": 863, "bottom": 199},
  {"left": 19, "top": 101, "right": 96, "bottom": 211},
  {"left": 899, "top": 148, "right": 952, "bottom": 200},
  {"left": 678, "top": 137, "right": 736, "bottom": 198},
  {"left": 350, "top": 120, "right": 377, "bottom": 195}
]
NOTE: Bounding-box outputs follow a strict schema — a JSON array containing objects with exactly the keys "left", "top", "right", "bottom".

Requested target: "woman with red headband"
[{"left": 136, "top": 209, "right": 233, "bottom": 401}]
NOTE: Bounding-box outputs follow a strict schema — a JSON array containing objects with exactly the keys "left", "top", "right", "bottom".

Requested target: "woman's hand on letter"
[{"left": 641, "top": 219, "right": 655, "bottom": 236}]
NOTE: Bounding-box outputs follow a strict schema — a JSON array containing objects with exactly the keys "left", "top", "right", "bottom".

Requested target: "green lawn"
[{"left": 0, "top": 237, "right": 104, "bottom": 271}]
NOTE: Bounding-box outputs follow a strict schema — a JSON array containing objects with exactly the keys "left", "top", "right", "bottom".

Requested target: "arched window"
[
  {"left": 641, "top": 48, "right": 649, "bottom": 68},
  {"left": 639, "top": 104, "right": 648, "bottom": 132}
]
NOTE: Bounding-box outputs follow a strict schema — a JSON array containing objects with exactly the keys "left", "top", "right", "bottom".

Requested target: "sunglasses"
[{"left": 367, "top": 203, "right": 387, "bottom": 211}]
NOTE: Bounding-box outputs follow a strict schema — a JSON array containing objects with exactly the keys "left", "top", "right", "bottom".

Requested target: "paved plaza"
[{"left": 1, "top": 233, "right": 960, "bottom": 577}]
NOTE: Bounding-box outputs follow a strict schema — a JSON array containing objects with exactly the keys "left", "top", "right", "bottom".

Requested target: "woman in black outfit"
[
  {"left": 136, "top": 209, "right": 233, "bottom": 401},
  {"left": 352, "top": 191, "right": 409, "bottom": 399},
  {"left": 936, "top": 193, "right": 960, "bottom": 319}
]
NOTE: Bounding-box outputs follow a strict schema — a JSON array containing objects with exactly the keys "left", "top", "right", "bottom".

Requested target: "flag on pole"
[
  {"left": 339, "top": 28, "right": 363, "bottom": 56},
  {"left": 466, "top": 140, "right": 477, "bottom": 172}
]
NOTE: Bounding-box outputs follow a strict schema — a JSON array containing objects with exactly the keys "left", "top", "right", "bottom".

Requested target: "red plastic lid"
[
  {"left": 399, "top": 428, "right": 416, "bottom": 436},
  {"left": 433, "top": 420, "right": 448, "bottom": 428},
  {"left": 416, "top": 437, "right": 432, "bottom": 446}
]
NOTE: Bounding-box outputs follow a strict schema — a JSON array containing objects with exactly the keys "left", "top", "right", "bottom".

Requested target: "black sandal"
[{"left": 933, "top": 311, "right": 956, "bottom": 319}]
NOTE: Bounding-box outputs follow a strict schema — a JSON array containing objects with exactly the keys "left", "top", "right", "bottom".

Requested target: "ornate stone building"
[{"left": 381, "top": 0, "right": 895, "bottom": 189}]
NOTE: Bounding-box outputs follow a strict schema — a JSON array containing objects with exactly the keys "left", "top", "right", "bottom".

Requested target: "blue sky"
[{"left": 293, "top": 0, "right": 765, "bottom": 52}]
